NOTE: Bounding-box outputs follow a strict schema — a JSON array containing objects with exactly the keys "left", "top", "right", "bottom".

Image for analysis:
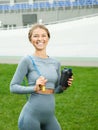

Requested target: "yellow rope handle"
[{"left": 42, "top": 86, "right": 45, "bottom": 91}]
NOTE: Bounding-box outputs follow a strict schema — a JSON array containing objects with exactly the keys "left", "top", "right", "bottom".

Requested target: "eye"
[
  {"left": 42, "top": 34, "right": 47, "bottom": 37},
  {"left": 33, "top": 35, "right": 38, "bottom": 38}
]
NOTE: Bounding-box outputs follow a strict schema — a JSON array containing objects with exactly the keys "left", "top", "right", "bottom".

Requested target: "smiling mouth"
[
  {"left": 37, "top": 42, "right": 44, "bottom": 46},
  {"left": 38, "top": 42, "right": 43, "bottom": 45}
]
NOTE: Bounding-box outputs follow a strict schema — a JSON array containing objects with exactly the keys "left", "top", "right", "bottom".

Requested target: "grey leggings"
[{"left": 18, "top": 93, "right": 61, "bottom": 130}]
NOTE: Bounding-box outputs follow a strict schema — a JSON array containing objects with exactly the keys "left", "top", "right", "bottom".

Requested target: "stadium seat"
[
  {"left": 0, "top": 0, "right": 98, "bottom": 12},
  {"left": 21, "top": 3, "right": 28, "bottom": 10},
  {"left": 0, "top": 5, "right": 3, "bottom": 10},
  {"left": 11, "top": 4, "right": 21, "bottom": 10},
  {"left": 2, "top": 5, "right": 10, "bottom": 11},
  {"left": 72, "top": 1, "right": 78, "bottom": 7},
  {"left": 45, "top": 2, "right": 52, "bottom": 8},
  {"left": 26, "top": 4, "right": 33, "bottom": 10},
  {"left": 65, "top": 1, "right": 71, "bottom": 7},
  {"left": 52, "top": 1, "right": 59, "bottom": 8},
  {"left": 39, "top": 2, "right": 46, "bottom": 9},
  {"left": 58, "top": 1, "right": 66, "bottom": 7},
  {"left": 32, "top": 3, "right": 39, "bottom": 9}
]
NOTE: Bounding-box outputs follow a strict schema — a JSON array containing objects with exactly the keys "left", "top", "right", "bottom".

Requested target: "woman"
[{"left": 10, "top": 24, "right": 73, "bottom": 130}]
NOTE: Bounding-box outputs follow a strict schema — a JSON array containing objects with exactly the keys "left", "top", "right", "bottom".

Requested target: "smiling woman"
[
  {"left": 10, "top": 23, "right": 73, "bottom": 130},
  {"left": 28, "top": 24, "right": 50, "bottom": 57}
]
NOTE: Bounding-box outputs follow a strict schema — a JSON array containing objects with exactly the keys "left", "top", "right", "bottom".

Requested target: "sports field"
[{"left": 0, "top": 64, "right": 98, "bottom": 130}]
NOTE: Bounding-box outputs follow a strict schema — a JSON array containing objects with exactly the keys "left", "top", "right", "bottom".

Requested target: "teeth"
[{"left": 38, "top": 42, "right": 43, "bottom": 45}]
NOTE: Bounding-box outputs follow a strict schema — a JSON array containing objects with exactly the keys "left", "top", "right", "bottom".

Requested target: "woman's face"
[{"left": 30, "top": 27, "right": 49, "bottom": 50}]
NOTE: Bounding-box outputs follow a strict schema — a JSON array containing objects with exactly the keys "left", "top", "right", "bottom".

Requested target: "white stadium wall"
[{"left": 0, "top": 16, "right": 98, "bottom": 58}]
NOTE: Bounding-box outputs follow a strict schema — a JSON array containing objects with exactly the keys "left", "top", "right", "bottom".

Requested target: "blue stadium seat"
[
  {"left": 2, "top": 5, "right": 10, "bottom": 11},
  {"left": 39, "top": 2, "right": 46, "bottom": 9},
  {"left": 58, "top": 1, "right": 66, "bottom": 7},
  {"left": 32, "top": 3, "right": 39, "bottom": 9},
  {"left": 92, "top": 0, "right": 98, "bottom": 5},
  {"left": 0, "top": 5, "right": 3, "bottom": 10},
  {"left": 78, "top": 1, "right": 85, "bottom": 7},
  {"left": 0, "top": 0, "right": 98, "bottom": 12},
  {"left": 45, "top": 2, "right": 51, "bottom": 8},
  {"left": 85, "top": 0, "right": 92, "bottom": 5},
  {"left": 26, "top": 4, "right": 33, "bottom": 9},
  {"left": 21, "top": 3, "right": 27, "bottom": 10},
  {"left": 52, "top": 1, "right": 59, "bottom": 8},
  {"left": 21, "top": 3, "right": 32, "bottom": 10},
  {"left": 65, "top": 1, "right": 71, "bottom": 7},
  {"left": 11, "top": 4, "right": 21, "bottom": 10},
  {"left": 72, "top": 1, "right": 78, "bottom": 7}
]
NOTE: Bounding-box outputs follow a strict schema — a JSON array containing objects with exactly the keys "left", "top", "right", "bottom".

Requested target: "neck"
[{"left": 33, "top": 51, "right": 48, "bottom": 58}]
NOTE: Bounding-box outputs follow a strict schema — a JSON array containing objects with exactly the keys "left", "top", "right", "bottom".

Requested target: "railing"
[{"left": 0, "top": 0, "right": 98, "bottom": 12}]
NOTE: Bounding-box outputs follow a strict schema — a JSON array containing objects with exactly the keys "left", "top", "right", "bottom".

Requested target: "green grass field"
[{"left": 0, "top": 64, "right": 98, "bottom": 130}]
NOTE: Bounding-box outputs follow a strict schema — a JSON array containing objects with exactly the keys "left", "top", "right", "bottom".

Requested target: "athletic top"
[{"left": 10, "top": 55, "right": 64, "bottom": 94}]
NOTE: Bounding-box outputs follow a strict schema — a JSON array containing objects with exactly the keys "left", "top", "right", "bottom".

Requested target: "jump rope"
[{"left": 23, "top": 55, "right": 45, "bottom": 100}]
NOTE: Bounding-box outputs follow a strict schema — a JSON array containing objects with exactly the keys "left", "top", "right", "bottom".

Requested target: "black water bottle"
[{"left": 60, "top": 68, "right": 73, "bottom": 88}]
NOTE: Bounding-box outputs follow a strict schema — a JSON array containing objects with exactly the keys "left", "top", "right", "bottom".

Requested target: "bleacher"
[{"left": 0, "top": 0, "right": 98, "bottom": 12}]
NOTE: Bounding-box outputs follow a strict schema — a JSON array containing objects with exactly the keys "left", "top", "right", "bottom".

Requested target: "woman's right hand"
[{"left": 34, "top": 76, "right": 47, "bottom": 92}]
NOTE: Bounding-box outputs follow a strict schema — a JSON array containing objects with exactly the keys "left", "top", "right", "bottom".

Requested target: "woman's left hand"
[
  {"left": 68, "top": 76, "right": 73, "bottom": 86},
  {"left": 62, "top": 76, "right": 73, "bottom": 90}
]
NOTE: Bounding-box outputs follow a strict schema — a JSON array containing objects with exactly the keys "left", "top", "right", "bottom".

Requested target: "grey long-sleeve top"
[{"left": 10, "top": 55, "right": 64, "bottom": 94}]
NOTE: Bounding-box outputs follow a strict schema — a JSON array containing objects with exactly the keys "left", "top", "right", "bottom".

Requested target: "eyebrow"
[{"left": 32, "top": 33, "right": 47, "bottom": 35}]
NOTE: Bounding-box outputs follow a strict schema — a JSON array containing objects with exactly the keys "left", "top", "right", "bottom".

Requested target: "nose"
[{"left": 38, "top": 36, "right": 43, "bottom": 41}]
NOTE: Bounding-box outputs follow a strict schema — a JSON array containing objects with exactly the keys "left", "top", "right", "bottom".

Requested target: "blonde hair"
[{"left": 28, "top": 24, "right": 50, "bottom": 42}]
